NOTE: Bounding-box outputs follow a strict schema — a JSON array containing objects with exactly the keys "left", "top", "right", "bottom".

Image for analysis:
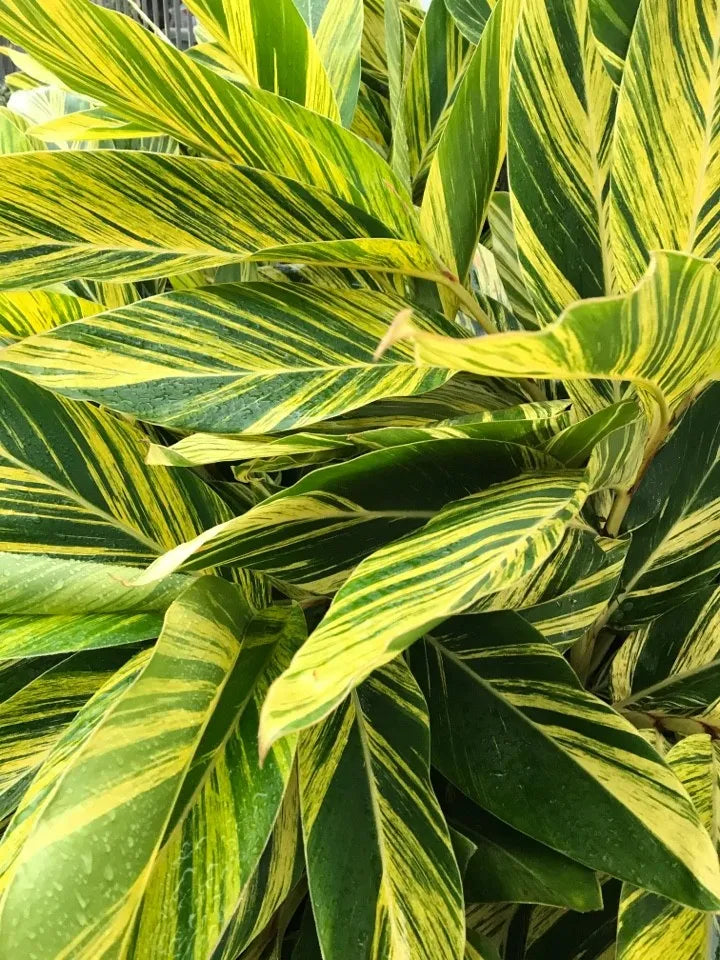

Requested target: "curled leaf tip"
[{"left": 373, "top": 308, "right": 416, "bottom": 361}]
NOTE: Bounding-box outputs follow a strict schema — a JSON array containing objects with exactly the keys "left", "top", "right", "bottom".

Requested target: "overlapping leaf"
[
  {"left": 588, "top": 0, "right": 640, "bottom": 83},
  {"left": 509, "top": 0, "right": 615, "bottom": 323},
  {"left": 183, "top": 0, "right": 341, "bottom": 121},
  {"left": 396, "top": 252, "right": 720, "bottom": 423},
  {"left": 0, "top": 290, "right": 100, "bottom": 345},
  {"left": 420, "top": 0, "right": 518, "bottom": 282},
  {"left": 0, "top": 370, "right": 229, "bottom": 566},
  {"left": 0, "top": 613, "right": 162, "bottom": 660},
  {"left": 130, "top": 602, "right": 304, "bottom": 960},
  {"left": 260, "top": 470, "right": 589, "bottom": 748},
  {"left": 611, "top": 383, "right": 720, "bottom": 626},
  {"left": 448, "top": 792, "right": 602, "bottom": 910},
  {"left": 0, "top": 578, "right": 298, "bottom": 959},
  {"left": 617, "top": 735, "right": 720, "bottom": 959},
  {"left": 0, "top": 151, "right": 430, "bottom": 290},
  {"left": 0, "top": 284, "right": 456, "bottom": 433},
  {"left": 141, "top": 439, "right": 549, "bottom": 592},
  {"left": 611, "top": 0, "right": 720, "bottom": 291},
  {"left": 299, "top": 656, "right": 464, "bottom": 959},
  {"left": 410, "top": 611, "right": 720, "bottom": 909}
]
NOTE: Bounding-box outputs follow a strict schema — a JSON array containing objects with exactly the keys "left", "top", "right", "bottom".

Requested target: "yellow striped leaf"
[
  {"left": 412, "top": 611, "right": 720, "bottom": 909},
  {"left": 588, "top": 0, "right": 640, "bottom": 84},
  {"left": 0, "top": 553, "right": 189, "bottom": 617},
  {"left": 611, "top": 0, "right": 720, "bottom": 292},
  {"left": 509, "top": 0, "right": 615, "bottom": 329},
  {"left": 259, "top": 470, "right": 590, "bottom": 749},
  {"left": 0, "top": 370, "right": 230, "bottom": 567},
  {"left": 0, "top": 646, "right": 137, "bottom": 821},
  {"left": 444, "top": 0, "right": 496, "bottom": 43},
  {"left": 0, "top": 285, "right": 456, "bottom": 433},
  {"left": 140, "top": 440, "right": 550, "bottom": 592},
  {"left": 419, "top": 0, "right": 519, "bottom": 282},
  {"left": 611, "top": 586, "right": 720, "bottom": 703},
  {"left": 183, "top": 0, "right": 341, "bottom": 122},
  {"left": 0, "top": 613, "right": 162, "bottom": 660},
  {"left": 395, "top": 252, "right": 720, "bottom": 425},
  {"left": 487, "top": 192, "right": 538, "bottom": 329},
  {"left": 0, "top": 649, "right": 151, "bottom": 899},
  {"left": 299, "top": 657, "right": 464, "bottom": 959},
  {"left": 130, "top": 604, "right": 304, "bottom": 960},
  {"left": 294, "top": 0, "right": 364, "bottom": 125},
  {"left": 482, "top": 527, "right": 629, "bottom": 648},
  {"left": 617, "top": 735, "right": 719, "bottom": 959},
  {"left": 0, "top": 0, "right": 416, "bottom": 233},
  {"left": 0, "top": 290, "right": 101, "bottom": 346},
  {"left": 0, "top": 578, "right": 290, "bottom": 959},
  {"left": 209, "top": 773, "right": 302, "bottom": 960},
  {"left": 145, "top": 400, "right": 569, "bottom": 469},
  {"left": 402, "top": 0, "right": 473, "bottom": 187},
  {"left": 611, "top": 383, "right": 720, "bottom": 626},
  {"left": 0, "top": 151, "right": 424, "bottom": 290},
  {"left": 0, "top": 106, "right": 43, "bottom": 153}
]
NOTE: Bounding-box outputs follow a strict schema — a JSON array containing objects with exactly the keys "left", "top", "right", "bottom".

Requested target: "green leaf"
[
  {"left": 0, "top": 613, "right": 162, "bottom": 659},
  {"left": 184, "top": 0, "right": 341, "bottom": 119},
  {"left": 508, "top": 0, "right": 615, "bottom": 324},
  {"left": 419, "top": 0, "right": 519, "bottom": 281},
  {"left": 402, "top": 0, "right": 472, "bottom": 187},
  {"left": 0, "top": 578, "right": 291, "bottom": 958},
  {"left": 399, "top": 252, "right": 720, "bottom": 424},
  {"left": 0, "top": 370, "right": 229, "bottom": 566},
  {"left": 0, "top": 285, "right": 455, "bottom": 433},
  {"left": 588, "top": 0, "right": 640, "bottom": 83},
  {"left": 444, "top": 0, "right": 496, "bottom": 43},
  {"left": 141, "top": 440, "right": 551, "bottom": 592},
  {"left": 130, "top": 603, "right": 305, "bottom": 960},
  {"left": 0, "top": 646, "right": 135, "bottom": 820},
  {"left": 465, "top": 930, "right": 502, "bottom": 960},
  {"left": 0, "top": 151, "right": 425, "bottom": 290},
  {"left": 259, "top": 470, "right": 589, "bottom": 749},
  {"left": 299, "top": 657, "right": 464, "bottom": 959},
  {"left": 611, "top": 0, "right": 720, "bottom": 292},
  {"left": 611, "top": 383, "right": 720, "bottom": 626},
  {"left": 611, "top": 585, "right": 720, "bottom": 708},
  {"left": 0, "top": 106, "right": 43, "bottom": 154},
  {"left": 0, "top": 289, "right": 101, "bottom": 346},
  {"left": 523, "top": 882, "right": 622, "bottom": 960},
  {"left": 487, "top": 193, "right": 538, "bottom": 329},
  {"left": 617, "top": 735, "right": 719, "bottom": 960},
  {"left": 448, "top": 792, "right": 603, "bottom": 910},
  {"left": 410, "top": 611, "right": 720, "bottom": 909}
]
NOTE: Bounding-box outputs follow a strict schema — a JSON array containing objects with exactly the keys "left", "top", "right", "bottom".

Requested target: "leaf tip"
[{"left": 373, "top": 308, "right": 416, "bottom": 361}]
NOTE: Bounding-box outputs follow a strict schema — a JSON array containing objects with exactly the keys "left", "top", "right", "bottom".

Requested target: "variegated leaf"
[
  {"left": 611, "top": 383, "right": 720, "bottom": 626},
  {"left": 611, "top": 0, "right": 720, "bottom": 292},
  {"left": 0, "top": 578, "right": 296, "bottom": 959},
  {"left": 0, "top": 613, "right": 162, "bottom": 660},
  {"left": 420, "top": 0, "right": 519, "bottom": 282},
  {"left": 0, "top": 285, "right": 455, "bottom": 433},
  {"left": 141, "top": 440, "right": 550, "bottom": 592},
  {"left": 299, "top": 657, "right": 464, "bottom": 959},
  {"left": 259, "top": 470, "right": 590, "bottom": 749},
  {"left": 182, "top": 0, "right": 341, "bottom": 121},
  {"left": 617, "top": 735, "right": 720, "bottom": 960},
  {"left": 0, "top": 289, "right": 101, "bottom": 346},
  {"left": 397, "top": 252, "right": 720, "bottom": 425},
  {"left": 411, "top": 611, "right": 720, "bottom": 909}
]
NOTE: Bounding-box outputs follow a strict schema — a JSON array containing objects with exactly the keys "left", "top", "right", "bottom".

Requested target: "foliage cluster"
[{"left": 0, "top": 0, "right": 717, "bottom": 957}]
